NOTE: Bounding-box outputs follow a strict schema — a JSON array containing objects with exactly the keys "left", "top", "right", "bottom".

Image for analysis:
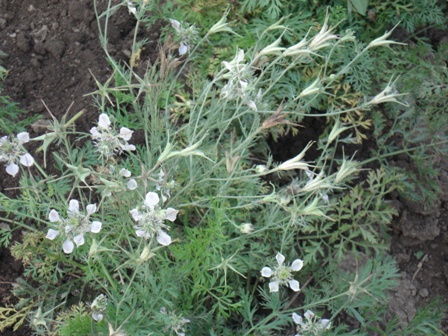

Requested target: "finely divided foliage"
[{"left": 0, "top": 0, "right": 446, "bottom": 335}]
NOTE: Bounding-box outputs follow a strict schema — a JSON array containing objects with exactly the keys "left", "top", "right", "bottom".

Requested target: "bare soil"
[{"left": 0, "top": 0, "right": 447, "bottom": 334}]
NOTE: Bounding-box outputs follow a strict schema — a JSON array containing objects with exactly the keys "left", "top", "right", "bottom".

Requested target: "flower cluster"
[
  {"left": 169, "top": 19, "right": 198, "bottom": 56},
  {"left": 130, "top": 192, "right": 178, "bottom": 246},
  {"left": 46, "top": 200, "right": 102, "bottom": 254},
  {"left": 90, "top": 114, "right": 136, "bottom": 159},
  {"left": 0, "top": 132, "right": 34, "bottom": 177},
  {"left": 292, "top": 310, "right": 331, "bottom": 336},
  {"left": 91, "top": 294, "right": 108, "bottom": 322},
  {"left": 261, "top": 252, "right": 303, "bottom": 292},
  {"left": 221, "top": 49, "right": 261, "bottom": 110}
]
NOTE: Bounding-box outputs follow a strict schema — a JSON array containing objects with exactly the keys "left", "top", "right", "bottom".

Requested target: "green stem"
[{"left": 360, "top": 140, "right": 448, "bottom": 166}]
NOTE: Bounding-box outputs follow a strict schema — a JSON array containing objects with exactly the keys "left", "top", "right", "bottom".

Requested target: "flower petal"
[
  {"left": 169, "top": 18, "right": 181, "bottom": 31},
  {"left": 121, "top": 144, "right": 136, "bottom": 151},
  {"left": 86, "top": 204, "right": 97, "bottom": 215},
  {"left": 292, "top": 313, "right": 303, "bottom": 325},
  {"left": 73, "top": 234, "right": 85, "bottom": 247},
  {"left": 17, "top": 132, "right": 30, "bottom": 145},
  {"left": 46, "top": 229, "right": 60, "bottom": 240},
  {"left": 246, "top": 100, "right": 257, "bottom": 111},
  {"left": 98, "top": 114, "right": 111, "bottom": 129},
  {"left": 90, "top": 221, "right": 102, "bottom": 233},
  {"left": 268, "top": 281, "right": 279, "bottom": 292},
  {"left": 304, "top": 310, "right": 314, "bottom": 320},
  {"left": 63, "top": 239, "right": 74, "bottom": 254},
  {"left": 275, "top": 252, "right": 285, "bottom": 266},
  {"left": 6, "top": 163, "right": 19, "bottom": 177},
  {"left": 289, "top": 280, "right": 300, "bottom": 292},
  {"left": 119, "top": 127, "right": 133, "bottom": 141},
  {"left": 19, "top": 153, "right": 34, "bottom": 167},
  {"left": 165, "top": 208, "right": 178, "bottom": 222},
  {"left": 90, "top": 126, "right": 100, "bottom": 137},
  {"left": 130, "top": 209, "right": 141, "bottom": 221},
  {"left": 157, "top": 230, "right": 172, "bottom": 246},
  {"left": 119, "top": 168, "right": 131, "bottom": 177},
  {"left": 92, "top": 312, "right": 103, "bottom": 322},
  {"left": 127, "top": 179, "right": 138, "bottom": 190},
  {"left": 179, "top": 44, "right": 188, "bottom": 55},
  {"left": 261, "top": 267, "right": 273, "bottom": 278},
  {"left": 135, "top": 229, "right": 147, "bottom": 238},
  {"left": 68, "top": 199, "right": 79, "bottom": 214},
  {"left": 144, "top": 192, "right": 159, "bottom": 207},
  {"left": 291, "top": 259, "right": 304, "bottom": 272},
  {"left": 49, "top": 209, "right": 60, "bottom": 222},
  {"left": 321, "top": 319, "right": 331, "bottom": 330}
]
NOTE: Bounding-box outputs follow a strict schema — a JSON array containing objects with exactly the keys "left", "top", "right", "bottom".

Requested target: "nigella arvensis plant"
[
  {"left": 46, "top": 200, "right": 102, "bottom": 254},
  {"left": 220, "top": 49, "right": 261, "bottom": 110},
  {"left": 0, "top": 132, "right": 34, "bottom": 177},
  {"left": 261, "top": 252, "right": 304, "bottom": 292},
  {"left": 90, "top": 113, "right": 136, "bottom": 159},
  {"left": 130, "top": 192, "right": 178, "bottom": 246}
]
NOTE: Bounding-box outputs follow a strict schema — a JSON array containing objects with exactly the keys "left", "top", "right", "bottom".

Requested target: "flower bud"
[
  {"left": 138, "top": 246, "right": 155, "bottom": 264},
  {"left": 367, "top": 23, "right": 406, "bottom": 49},
  {"left": 255, "top": 164, "right": 268, "bottom": 174},
  {"left": 239, "top": 223, "right": 254, "bottom": 234}
]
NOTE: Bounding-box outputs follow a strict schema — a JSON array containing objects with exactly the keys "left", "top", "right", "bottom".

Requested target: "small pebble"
[{"left": 419, "top": 288, "right": 429, "bottom": 298}]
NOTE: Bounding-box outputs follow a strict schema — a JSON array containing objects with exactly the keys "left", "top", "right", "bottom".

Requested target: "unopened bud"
[
  {"left": 271, "top": 141, "right": 314, "bottom": 172},
  {"left": 367, "top": 23, "right": 406, "bottom": 49},
  {"left": 255, "top": 164, "right": 268, "bottom": 174},
  {"left": 334, "top": 159, "right": 361, "bottom": 184},
  {"left": 138, "top": 246, "right": 155, "bottom": 264},
  {"left": 239, "top": 223, "right": 254, "bottom": 234},
  {"left": 298, "top": 77, "right": 321, "bottom": 98}
]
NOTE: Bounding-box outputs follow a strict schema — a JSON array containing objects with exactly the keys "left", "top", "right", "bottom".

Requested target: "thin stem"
[{"left": 360, "top": 140, "right": 448, "bottom": 165}]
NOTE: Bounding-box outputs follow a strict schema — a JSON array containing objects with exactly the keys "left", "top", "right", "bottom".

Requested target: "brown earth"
[{"left": 0, "top": 0, "right": 447, "bottom": 334}]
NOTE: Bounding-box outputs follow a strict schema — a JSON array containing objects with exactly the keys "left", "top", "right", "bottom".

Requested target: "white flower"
[
  {"left": 0, "top": 132, "right": 34, "bottom": 177},
  {"left": 130, "top": 192, "right": 178, "bottom": 246},
  {"left": 91, "top": 294, "right": 108, "bottom": 322},
  {"left": 292, "top": 310, "right": 331, "bottom": 335},
  {"left": 261, "top": 252, "right": 303, "bottom": 292},
  {"left": 169, "top": 18, "right": 198, "bottom": 56},
  {"left": 90, "top": 113, "right": 136, "bottom": 159},
  {"left": 46, "top": 199, "right": 102, "bottom": 254}
]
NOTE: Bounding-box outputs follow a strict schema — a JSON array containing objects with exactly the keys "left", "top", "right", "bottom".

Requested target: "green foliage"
[
  {"left": 0, "top": 95, "right": 41, "bottom": 134},
  {"left": 0, "top": 0, "right": 447, "bottom": 335}
]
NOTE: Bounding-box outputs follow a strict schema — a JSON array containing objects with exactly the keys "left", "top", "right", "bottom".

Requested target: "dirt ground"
[{"left": 0, "top": 0, "right": 447, "bottom": 334}]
